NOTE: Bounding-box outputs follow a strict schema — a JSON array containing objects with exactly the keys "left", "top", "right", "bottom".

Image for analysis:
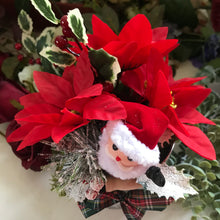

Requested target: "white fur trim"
[
  {"left": 98, "top": 141, "right": 147, "bottom": 179},
  {"left": 100, "top": 120, "right": 160, "bottom": 167}
]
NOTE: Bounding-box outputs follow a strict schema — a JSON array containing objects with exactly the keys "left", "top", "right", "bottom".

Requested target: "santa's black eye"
[
  {"left": 127, "top": 156, "right": 133, "bottom": 161},
  {"left": 112, "top": 144, "right": 118, "bottom": 151}
]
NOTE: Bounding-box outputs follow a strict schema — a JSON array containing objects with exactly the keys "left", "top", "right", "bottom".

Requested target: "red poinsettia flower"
[
  {"left": 87, "top": 14, "right": 178, "bottom": 70},
  {"left": 7, "top": 50, "right": 126, "bottom": 151},
  {"left": 121, "top": 49, "right": 216, "bottom": 160}
]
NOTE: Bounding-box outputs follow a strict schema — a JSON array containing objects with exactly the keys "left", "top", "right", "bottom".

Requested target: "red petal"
[
  {"left": 152, "top": 27, "right": 168, "bottom": 41},
  {"left": 15, "top": 104, "right": 60, "bottom": 120},
  {"left": 65, "top": 97, "right": 91, "bottom": 113},
  {"left": 52, "top": 108, "right": 88, "bottom": 143},
  {"left": 150, "top": 70, "right": 172, "bottom": 109},
  {"left": 103, "top": 41, "right": 138, "bottom": 69},
  {"left": 76, "top": 84, "right": 103, "bottom": 99},
  {"left": 119, "top": 14, "right": 152, "bottom": 45},
  {"left": 83, "top": 94, "right": 126, "bottom": 120},
  {"left": 169, "top": 76, "right": 206, "bottom": 89},
  {"left": 16, "top": 113, "right": 61, "bottom": 125},
  {"left": 176, "top": 107, "right": 216, "bottom": 125},
  {"left": 88, "top": 15, "right": 118, "bottom": 49},
  {"left": 17, "top": 125, "right": 53, "bottom": 150},
  {"left": 164, "top": 106, "right": 189, "bottom": 136},
  {"left": 152, "top": 39, "right": 179, "bottom": 56},
  {"left": 33, "top": 71, "right": 74, "bottom": 108},
  {"left": 172, "top": 124, "right": 216, "bottom": 160},
  {"left": 19, "top": 93, "right": 45, "bottom": 107},
  {"left": 73, "top": 50, "right": 94, "bottom": 95},
  {"left": 7, "top": 123, "right": 37, "bottom": 142},
  {"left": 173, "top": 87, "right": 211, "bottom": 109}
]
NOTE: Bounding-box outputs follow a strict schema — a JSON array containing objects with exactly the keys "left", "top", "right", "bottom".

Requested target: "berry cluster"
[{"left": 14, "top": 42, "right": 41, "bottom": 65}]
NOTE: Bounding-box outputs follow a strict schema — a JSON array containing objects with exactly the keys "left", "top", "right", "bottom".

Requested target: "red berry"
[
  {"left": 29, "top": 58, "right": 35, "bottom": 65},
  {"left": 102, "top": 81, "right": 114, "bottom": 93},
  {"left": 35, "top": 58, "right": 41, "bottom": 65},
  {"left": 55, "top": 35, "right": 69, "bottom": 49},
  {"left": 17, "top": 54, "right": 24, "bottom": 61},
  {"left": 15, "top": 43, "right": 22, "bottom": 50},
  {"left": 60, "top": 15, "right": 74, "bottom": 38}
]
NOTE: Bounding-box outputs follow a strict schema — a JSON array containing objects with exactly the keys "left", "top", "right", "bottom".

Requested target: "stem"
[
  {"left": 66, "top": 47, "right": 80, "bottom": 57},
  {"left": 72, "top": 35, "right": 83, "bottom": 51}
]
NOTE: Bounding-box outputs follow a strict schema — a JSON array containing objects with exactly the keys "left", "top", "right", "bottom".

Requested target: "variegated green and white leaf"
[
  {"left": 18, "top": 9, "right": 33, "bottom": 34},
  {"left": 40, "top": 45, "right": 76, "bottom": 67},
  {"left": 67, "top": 8, "right": 88, "bottom": 44},
  {"left": 89, "top": 49, "right": 120, "bottom": 85},
  {"left": 30, "top": 0, "right": 59, "bottom": 24},
  {"left": 22, "top": 33, "right": 36, "bottom": 53},
  {"left": 36, "top": 27, "right": 59, "bottom": 53}
]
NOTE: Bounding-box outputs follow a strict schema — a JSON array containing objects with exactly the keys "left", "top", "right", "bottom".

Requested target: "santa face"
[{"left": 98, "top": 137, "right": 147, "bottom": 180}]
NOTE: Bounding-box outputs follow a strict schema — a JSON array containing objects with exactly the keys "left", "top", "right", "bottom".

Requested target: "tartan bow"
[{"left": 78, "top": 189, "right": 174, "bottom": 220}]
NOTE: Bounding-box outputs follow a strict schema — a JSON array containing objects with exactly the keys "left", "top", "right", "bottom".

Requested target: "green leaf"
[
  {"left": 36, "top": 27, "right": 58, "bottom": 53},
  {"left": 89, "top": 49, "right": 121, "bottom": 85},
  {"left": 18, "top": 10, "right": 33, "bottom": 34},
  {"left": 214, "top": 199, "right": 220, "bottom": 208},
  {"left": 40, "top": 45, "right": 76, "bottom": 67},
  {"left": 216, "top": 208, "right": 220, "bottom": 215},
  {"left": 191, "top": 216, "right": 197, "bottom": 220},
  {"left": 207, "top": 172, "right": 216, "bottom": 181},
  {"left": 30, "top": 0, "right": 59, "bottom": 24},
  {"left": 160, "top": 0, "right": 198, "bottom": 28},
  {"left": 176, "top": 163, "right": 206, "bottom": 177},
  {"left": 1, "top": 57, "right": 19, "bottom": 80},
  {"left": 22, "top": 33, "right": 36, "bottom": 53},
  {"left": 199, "top": 161, "right": 212, "bottom": 169},
  {"left": 193, "top": 206, "right": 203, "bottom": 214},
  {"left": 67, "top": 8, "right": 88, "bottom": 43}
]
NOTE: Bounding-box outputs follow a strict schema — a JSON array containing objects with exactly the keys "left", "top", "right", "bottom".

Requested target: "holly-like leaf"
[
  {"left": 22, "top": 33, "right": 36, "bottom": 53},
  {"left": 36, "top": 27, "right": 58, "bottom": 53},
  {"left": 67, "top": 8, "right": 88, "bottom": 44},
  {"left": 40, "top": 45, "right": 76, "bottom": 67},
  {"left": 30, "top": 0, "right": 59, "bottom": 24},
  {"left": 89, "top": 49, "right": 121, "bottom": 85},
  {"left": 18, "top": 9, "right": 33, "bottom": 34}
]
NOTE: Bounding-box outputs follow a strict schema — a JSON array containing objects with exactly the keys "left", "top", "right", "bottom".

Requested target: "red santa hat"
[{"left": 99, "top": 102, "right": 169, "bottom": 167}]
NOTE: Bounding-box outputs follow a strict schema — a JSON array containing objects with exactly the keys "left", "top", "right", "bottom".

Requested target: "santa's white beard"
[{"left": 98, "top": 144, "right": 148, "bottom": 180}]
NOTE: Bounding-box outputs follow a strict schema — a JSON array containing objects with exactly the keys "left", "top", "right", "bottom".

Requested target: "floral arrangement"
[{"left": 0, "top": 0, "right": 219, "bottom": 220}]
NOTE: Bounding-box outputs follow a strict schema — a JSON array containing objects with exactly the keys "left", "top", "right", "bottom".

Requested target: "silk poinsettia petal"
[
  {"left": 19, "top": 93, "right": 45, "bottom": 108},
  {"left": 17, "top": 125, "right": 54, "bottom": 151},
  {"left": 169, "top": 76, "right": 206, "bottom": 89},
  {"left": 103, "top": 41, "right": 138, "bottom": 69},
  {"left": 122, "top": 101, "right": 169, "bottom": 149},
  {"left": 73, "top": 50, "right": 94, "bottom": 95},
  {"left": 119, "top": 14, "right": 152, "bottom": 45},
  {"left": 75, "top": 84, "right": 103, "bottom": 99},
  {"left": 33, "top": 71, "right": 74, "bottom": 108},
  {"left": 16, "top": 113, "right": 61, "bottom": 125},
  {"left": 170, "top": 124, "right": 216, "bottom": 160},
  {"left": 7, "top": 123, "right": 37, "bottom": 142},
  {"left": 164, "top": 106, "right": 189, "bottom": 136},
  {"left": 176, "top": 106, "right": 216, "bottom": 125},
  {"left": 152, "top": 39, "right": 179, "bottom": 56},
  {"left": 150, "top": 70, "right": 172, "bottom": 109},
  {"left": 121, "top": 68, "right": 146, "bottom": 97},
  {"left": 15, "top": 104, "right": 60, "bottom": 120},
  {"left": 52, "top": 108, "right": 89, "bottom": 143},
  {"left": 83, "top": 94, "right": 126, "bottom": 120},
  {"left": 65, "top": 97, "right": 91, "bottom": 112},
  {"left": 88, "top": 15, "right": 118, "bottom": 49},
  {"left": 152, "top": 27, "right": 168, "bottom": 41},
  {"left": 173, "top": 87, "right": 211, "bottom": 109}
]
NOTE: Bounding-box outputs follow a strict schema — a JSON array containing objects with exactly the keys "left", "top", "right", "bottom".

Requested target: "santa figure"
[{"left": 98, "top": 102, "right": 171, "bottom": 188}]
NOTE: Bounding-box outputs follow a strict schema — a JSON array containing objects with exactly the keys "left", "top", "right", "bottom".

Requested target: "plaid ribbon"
[{"left": 78, "top": 189, "right": 174, "bottom": 220}]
